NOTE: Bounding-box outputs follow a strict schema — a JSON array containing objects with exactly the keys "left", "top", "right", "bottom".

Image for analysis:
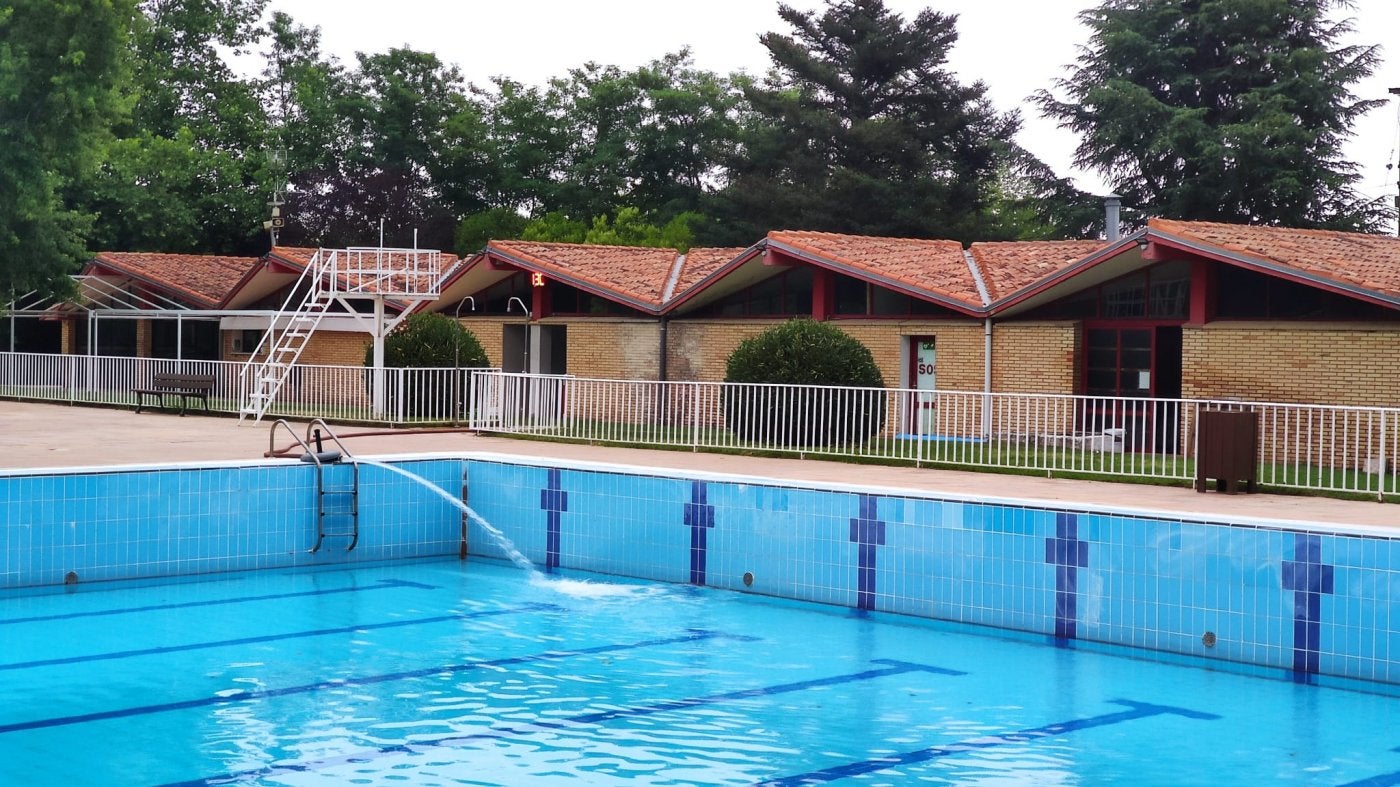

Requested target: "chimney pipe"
[{"left": 1104, "top": 194, "right": 1122, "bottom": 241}]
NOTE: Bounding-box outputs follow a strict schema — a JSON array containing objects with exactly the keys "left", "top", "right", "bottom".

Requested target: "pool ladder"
[{"left": 268, "top": 419, "right": 359, "bottom": 552}]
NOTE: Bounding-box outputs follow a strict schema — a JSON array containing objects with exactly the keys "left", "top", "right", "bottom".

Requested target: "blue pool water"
[{"left": 3, "top": 558, "right": 1400, "bottom": 785}]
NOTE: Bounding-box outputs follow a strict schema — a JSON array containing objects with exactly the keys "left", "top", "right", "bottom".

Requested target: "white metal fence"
[
  {"left": 1, "top": 352, "right": 1395, "bottom": 499},
  {"left": 468, "top": 370, "right": 1400, "bottom": 500},
  {"left": 0, "top": 351, "right": 486, "bottom": 425}
]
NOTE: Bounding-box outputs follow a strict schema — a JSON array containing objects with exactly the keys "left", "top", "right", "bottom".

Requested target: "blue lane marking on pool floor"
[
  {"left": 684, "top": 480, "right": 715, "bottom": 585},
  {"left": 0, "top": 578, "right": 437, "bottom": 627},
  {"left": 756, "top": 699, "right": 1221, "bottom": 785},
  {"left": 1046, "top": 512, "right": 1089, "bottom": 641},
  {"left": 540, "top": 468, "right": 567, "bottom": 570},
  {"left": 0, "top": 629, "right": 749, "bottom": 735},
  {"left": 849, "top": 494, "right": 885, "bottom": 611},
  {"left": 0, "top": 603, "right": 558, "bottom": 672},
  {"left": 1283, "top": 532, "right": 1334, "bottom": 679},
  {"left": 167, "top": 657, "right": 965, "bottom": 786}
]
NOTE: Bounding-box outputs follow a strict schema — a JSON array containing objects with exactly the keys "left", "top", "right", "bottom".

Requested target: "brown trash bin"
[{"left": 1195, "top": 409, "right": 1259, "bottom": 493}]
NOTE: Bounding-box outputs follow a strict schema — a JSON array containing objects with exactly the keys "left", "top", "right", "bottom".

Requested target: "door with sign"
[{"left": 904, "top": 337, "right": 936, "bottom": 435}]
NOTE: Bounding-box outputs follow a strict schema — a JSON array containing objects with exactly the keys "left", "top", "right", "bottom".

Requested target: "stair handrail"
[
  {"left": 240, "top": 250, "right": 325, "bottom": 386},
  {"left": 304, "top": 417, "right": 355, "bottom": 462},
  {"left": 265, "top": 418, "right": 346, "bottom": 465}
]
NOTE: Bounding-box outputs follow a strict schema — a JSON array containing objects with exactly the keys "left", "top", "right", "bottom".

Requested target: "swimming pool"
[
  {"left": 2, "top": 452, "right": 1399, "bottom": 783},
  {"left": 3, "top": 557, "right": 1400, "bottom": 785}
]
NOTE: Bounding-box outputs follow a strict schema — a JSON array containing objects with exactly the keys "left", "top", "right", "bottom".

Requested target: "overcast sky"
[{"left": 261, "top": 0, "right": 1400, "bottom": 223}]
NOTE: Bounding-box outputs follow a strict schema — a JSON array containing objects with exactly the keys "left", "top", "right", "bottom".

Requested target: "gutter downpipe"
[
  {"left": 963, "top": 248, "right": 994, "bottom": 441},
  {"left": 983, "top": 318, "right": 992, "bottom": 440},
  {"left": 659, "top": 317, "right": 668, "bottom": 383}
]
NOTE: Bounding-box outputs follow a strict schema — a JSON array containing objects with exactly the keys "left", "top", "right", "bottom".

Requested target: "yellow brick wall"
[
  {"left": 136, "top": 319, "right": 152, "bottom": 358},
  {"left": 298, "top": 332, "right": 371, "bottom": 367},
  {"left": 666, "top": 320, "right": 785, "bottom": 381},
  {"left": 991, "top": 322, "right": 1079, "bottom": 395},
  {"left": 457, "top": 318, "right": 513, "bottom": 368},
  {"left": 665, "top": 319, "right": 989, "bottom": 388},
  {"left": 1183, "top": 322, "right": 1400, "bottom": 407},
  {"left": 562, "top": 320, "right": 662, "bottom": 379}
]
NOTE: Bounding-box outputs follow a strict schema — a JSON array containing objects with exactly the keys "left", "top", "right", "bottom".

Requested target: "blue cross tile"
[
  {"left": 849, "top": 494, "right": 886, "bottom": 611},
  {"left": 683, "top": 481, "right": 716, "bottom": 585},
  {"left": 539, "top": 468, "right": 567, "bottom": 570},
  {"left": 1045, "top": 512, "right": 1089, "bottom": 641},
  {"left": 1282, "top": 533, "right": 1334, "bottom": 677}
]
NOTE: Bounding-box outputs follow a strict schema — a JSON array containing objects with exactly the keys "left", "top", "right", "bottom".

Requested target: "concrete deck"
[{"left": 1, "top": 400, "right": 1394, "bottom": 530}]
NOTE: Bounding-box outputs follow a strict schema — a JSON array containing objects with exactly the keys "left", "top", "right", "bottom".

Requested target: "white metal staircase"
[
  {"left": 238, "top": 247, "right": 447, "bottom": 422},
  {"left": 238, "top": 250, "right": 334, "bottom": 421}
]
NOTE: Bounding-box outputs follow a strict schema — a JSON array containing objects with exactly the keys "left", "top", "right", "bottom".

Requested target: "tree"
[
  {"left": 455, "top": 208, "right": 530, "bottom": 255},
  {"left": 0, "top": 0, "right": 135, "bottom": 298},
  {"left": 1035, "top": 0, "right": 1387, "bottom": 231},
  {"left": 718, "top": 0, "right": 1017, "bottom": 241},
  {"left": 288, "top": 48, "right": 475, "bottom": 250},
  {"left": 984, "top": 142, "right": 1107, "bottom": 240},
  {"left": 78, "top": 0, "right": 273, "bottom": 255},
  {"left": 476, "top": 52, "right": 741, "bottom": 232}
]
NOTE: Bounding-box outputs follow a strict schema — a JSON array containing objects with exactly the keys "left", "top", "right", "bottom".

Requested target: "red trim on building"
[{"left": 812, "top": 268, "right": 832, "bottom": 321}]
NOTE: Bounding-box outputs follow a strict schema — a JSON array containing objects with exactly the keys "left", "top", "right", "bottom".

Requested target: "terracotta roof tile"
[
  {"left": 766, "top": 231, "right": 982, "bottom": 308},
  {"left": 671, "top": 246, "right": 751, "bottom": 297},
  {"left": 91, "top": 251, "right": 260, "bottom": 308},
  {"left": 269, "top": 246, "right": 318, "bottom": 266},
  {"left": 488, "top": 241, "right": 685, "bottom": 310},
  {"left": 268, "top": 246, "right": 457, "bottom": 295},
  {"left": 970, "top": 240, "right": 1108, "bottom": 302},
  {"left": 1150, "top": 218, "right": 1400, "bottom": 299}
]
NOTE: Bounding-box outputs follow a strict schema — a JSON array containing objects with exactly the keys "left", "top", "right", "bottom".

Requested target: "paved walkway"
[{"left": 1, "top": 400, "right": 1394, "bottom": 529}]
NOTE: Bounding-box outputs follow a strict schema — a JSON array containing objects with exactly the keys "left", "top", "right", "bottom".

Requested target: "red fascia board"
[
  {"left": 483, "top": 253, "right": 525, "bottom": 273},
  {"left": 1146, "top": 232, "right": 1400, "bottom": 310},
  {"left": 660, "top": 243, "right": 766, "bottom": 314},
  {"left": 90, "top": 256, "right": 218, "bottom": 309},
  {"left": 764, "top": 240, "right": 984, "bottom": 317},
  {"left": 264, "top": 259, "right": 304, "bottom": 276},
  {"left": 487, "top": 247, "right": 661, "bottom": 315},
  {"left": 986, "top": 235, "right": 1145, "bottom": 314}
]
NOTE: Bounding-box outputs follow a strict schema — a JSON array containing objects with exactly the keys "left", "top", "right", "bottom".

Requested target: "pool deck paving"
[{"left": 1, "top": 400, "right": 1394, "bottom": 530}]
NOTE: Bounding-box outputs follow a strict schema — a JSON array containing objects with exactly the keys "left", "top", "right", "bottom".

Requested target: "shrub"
[
  {"left": 723, "top": 319, "right": 887, "bottom": 447},
  {"left": 364, "top": 312, "right": 489, "bottom": 419},
  {"left": 366, "top": 312, "right": 489, "bottom": 369}
]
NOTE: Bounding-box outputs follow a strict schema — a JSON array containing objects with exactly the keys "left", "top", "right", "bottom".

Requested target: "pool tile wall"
[
  {"left": 0, "top": 459, "right": 464, "bottom": 587},
  {"left": 467, "top": 460, "right": 1400, "bottom": 687},
  {"left": 3, "top": 455, "right": 1397, "bottom": 688}
]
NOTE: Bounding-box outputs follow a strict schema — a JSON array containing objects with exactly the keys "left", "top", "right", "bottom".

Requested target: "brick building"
[{"left": 17, "top": 218, "right": 1399, "bottom": 411}]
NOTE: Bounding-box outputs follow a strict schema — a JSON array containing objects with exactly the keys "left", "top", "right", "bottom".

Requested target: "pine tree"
[
  {"left": 1035, "top": 0, "right": 1386, "bottom": 230},
  {"left": 719, "top": 0, "right": 1017, "bottom": 241}
]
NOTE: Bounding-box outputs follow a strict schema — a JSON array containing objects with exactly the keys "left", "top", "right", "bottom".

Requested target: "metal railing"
[
  {"left": 0, "top": 351, "right": 491, "bottom": 426},
  {"left": 468, "top": 370, "right": 1399, "bottom": 500},
  {"left": 0, "top": 352, "right": 1394, "bottom": 499}
]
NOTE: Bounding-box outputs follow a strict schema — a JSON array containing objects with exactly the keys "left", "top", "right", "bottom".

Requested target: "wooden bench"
[{"left": 133, "top": 373, "right": 216, "bottom": 415}]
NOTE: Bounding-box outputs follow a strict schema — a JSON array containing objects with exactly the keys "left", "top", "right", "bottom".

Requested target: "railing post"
[
  {"left": 692, "top": 382, "right": 701, "bottom": 452},
  {"left": 1380, "top": 409, "right": 1389, "bottom": 502}
]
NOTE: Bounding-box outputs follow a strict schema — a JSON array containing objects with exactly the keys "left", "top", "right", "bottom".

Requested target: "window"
[
  {"left": 693, "top": 268, "right": 813, "bottom": 317},
  {"left": 1215, "top": 266, "right": 1397, "bottom": 320},
  {"left": 832, "top": 272, "right": 962, "bottom": 318},
  {"left": 1027, "top": 262, "right": 1191, "bottom": 321},
  {"left": 477, "top": 275, "right": 533, "bottom": 315},
  {"left": 551, "top": 283, "right": 633, "bottom": 316}
]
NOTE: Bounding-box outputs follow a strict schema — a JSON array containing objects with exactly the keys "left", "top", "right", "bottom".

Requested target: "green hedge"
[{"left": 723, "top": 319, "right": 887, "bottom": 447}]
